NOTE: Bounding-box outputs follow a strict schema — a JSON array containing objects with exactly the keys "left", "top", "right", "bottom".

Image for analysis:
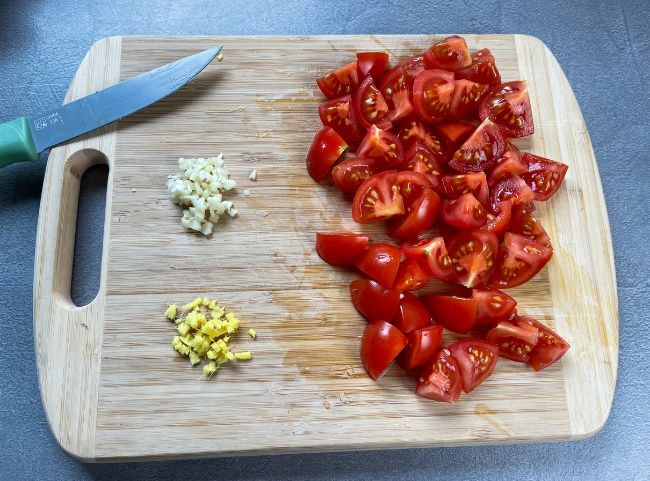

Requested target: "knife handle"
[{"left": 0, "top": 117, "right": 40, "bottom": 169}]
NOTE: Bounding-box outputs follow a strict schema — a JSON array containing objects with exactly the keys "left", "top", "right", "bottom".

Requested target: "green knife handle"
[{"left": 0, "top": 117, "right": 40, "bottom": 169}]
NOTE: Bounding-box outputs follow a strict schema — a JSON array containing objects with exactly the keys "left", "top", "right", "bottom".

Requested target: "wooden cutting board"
[{"left": 34, "top": 35, "right": 618, "bottom": 461}]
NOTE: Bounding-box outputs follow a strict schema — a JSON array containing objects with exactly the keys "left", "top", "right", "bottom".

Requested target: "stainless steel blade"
[{"left": 27, "top": 45, "right": 222, "bottom": 152}]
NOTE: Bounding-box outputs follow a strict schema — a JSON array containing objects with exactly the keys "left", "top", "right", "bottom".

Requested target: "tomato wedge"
[
  {"left": 361, "top": 321, "right": 408, "bottom": 380},
  {"left": 522, "top": 153, "right": 568, "bottom": 201},
  {"left": 306, "top": 127, "right": 348, "bottom": 182},
  {"left": 436, "top": 122, "right": 476, "bottom": 152},
  {"left": 488, "top": 232, "right": 553, "bottom": 288},
  {"left": 416, "top": 348, "right": 462, "bottom": 403},
  {"left": 352, "top": 170, "right": 405, "bottom": 223},
  {"left": 332, "top": 156, "right": 378, "bottom": 197},
  {"left": 356, "top": 125, "right": 404, "bottom": 168},
  {"left": 479, "top": 81, "right": 534, "bottom": 138},
  {"left": 442, "top": 172, "right": 489, "bottom": 207},
  {"left": 318, "top": 95, "right": 363, "bottom": 145},
  {"left": 391, "top": 292, "right": 432, "bottom": 334},
  {"left": 356, "top": 52, "right": 390, "bottom": 83},
  {"left": 402, "top": 236, "right": 453, "bottom": 280},
  {"left": 423, "top": 35, "right": 472, "bottom": 71},
  {"left": 449, "top": 80, "right": 489, "bottom": 121},
  {"left": 317, "top": 61, "right": 359, "bottom": 99},
  {"left": 396, "top": 170, "right": 434, "bottom": 206},
  {"left": 316, "top": 232, "right": 370, "bottom": 267},
  {"left": 397, "top": 117, "right": 445, "bottom": 154},
  {"left": 388, "top": 188, "right": 441, "bottom": 240},
  {"left": 488, "top": 142, "right": 528, "bottom": 182},
  {"left": 356, "top": 242, "right": 401, "bottom": 288},
  {"left": 380, "top": 66, "right": 414, "bottom": 123},
  {"left": 399, "top": 324, "right": 443, "bottom": 370},
  {"left": 393, "top": 258, "right": 430, "bottom": 291},
  {"left": 489, "top": 175, "right": 535, "bottom": 213},
  {"left": 483, "top": 200, "right": 513, "bottom": 237},
  {"left": 399, "top": 54, "right": 427, "bottom": 87},
  {"left": 422, "top": 294, "right": 478, "bottom": 334},
  {"left": 412, "top": 70, "right": 455, "bottom": 124},
  {"left": 510, "top": 202, "right": 552, "bottom": 249},
  {"left": 449, "top": 118, "right": 506, "bottom": 172},
  {"left": 441, "top": 193, "right": 487, "bottom": 229},
  {"left": 448, "top": 339, "right": 499, "bottom": 393},
  {"left": 472, "top": 288, "right": 517, "bottom": 326},
  {"left": 486, "top": 317, "right": 540, "bottom": 362},
  {"left": 404, "top": 142, "right": 448, "bottom": 194},
  {"left": 350, "top": 279, "right": 401, "bottom": 322},
  {"left": 456, "top": 48, "right": 502, "bottom": 85},
  {"left": 448, "top": 229, "right": 499, "bottom": 288},
  {"left": 354, "top": 76, "right": 392, "bottom": 130},
  {"left": 526, "top": 318, "right": 570, "bottom": 371}
]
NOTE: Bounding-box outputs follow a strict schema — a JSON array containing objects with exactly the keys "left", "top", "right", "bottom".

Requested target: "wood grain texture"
[{"left": 33, "top": 35, "right": 618, "bottom": 461}]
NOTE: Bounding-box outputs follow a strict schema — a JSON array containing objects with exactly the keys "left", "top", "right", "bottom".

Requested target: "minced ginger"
[{"left": 165, "top": 297, "right": 253, "bottom": 376}]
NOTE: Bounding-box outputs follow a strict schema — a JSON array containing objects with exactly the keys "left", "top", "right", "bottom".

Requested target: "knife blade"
[{"left": 0, "top": 45, "right": 222, "bottom": 169}]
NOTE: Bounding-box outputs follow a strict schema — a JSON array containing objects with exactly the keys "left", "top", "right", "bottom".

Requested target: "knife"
[{"left": 0, "top": 45, "right": 223, "bottom": 169}]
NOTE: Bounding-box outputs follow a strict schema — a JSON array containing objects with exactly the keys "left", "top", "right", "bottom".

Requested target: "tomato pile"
[{"left": 307, "top": 36, "right": 570, "bottom": 403}]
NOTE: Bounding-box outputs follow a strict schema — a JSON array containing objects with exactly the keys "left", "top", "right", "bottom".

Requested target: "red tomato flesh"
[
  {"left": 355, "top": 242, "right": 401, "bottom": 288},
  {"left": 448, "top": 339, "right": 499, "bottom": 393},
  {"left": 391, "top": 292, "right": 432, "bottom": 334},
  {"left": 393, "top": 258, "right": 430, "bottom": 291},
  {"left": 380, "top": 66, "right": 414, "bottom": 123},
  {"left": 488, "top": 141, "right": 528, "bottom": 182},
  {"left": 318, "top": 95, "right": 363, "bottom": 145},
  {"left": 449, "top": 118, "right": 506, "bottom": 172},
  {"left": 355, "top": 76, "right": 392, "bottom": 130},
  {"left": 357, "top": 52, "right": 390, "bottom": 83},
  {"left": 489, "top": 175, "right": 535, "bottom": 213},
  {"left": 486, "top": 317, "right": 540, "bottom": 362},
  {"left": 317, "top": 61, "right": 359, "bottom": 99},
  {"left": 350, "top": 279, "right": 401, "bottom": 322},
  {"left": 472, "top": 288, "right": 517, "bottom": 326},
  {"left": 441, "top": 193, "right": 487, "bottom": 229},
  {"left": 399, "top": 324, "right": 443, "bottom": 370},
  {"left": 361, "top": 321, "right": 408, "bottom": 380},
  {"left": 424, "top": 36, "right": 472, "bottom": 71},
  {"left": 483, "top": 200, "right": 513, "bottom": 237},
  {"left": 356, "top": 125, "right": 404, "bottom": 168},
  {"left": 422, "top": 294, "right": 478, "bottom": 334},
  {"left": 413, "top": 69, "right": 455, "bottom": 124},
  {"left": 526, "top": 317, "right": 570, "bottom": 371},
  {"left": 416, "top": 348, "right": 462, "bottom": 403},
  {"left": 402, "top": 236, "right": 453, "bottom": 280},
  {"left": 436, "top": 122, "right": 476, "bottom": 152},
  {"left": 442, "top": 172, "right": 489, "bottom": 207},
  {"left": 316, "top": 232, "right": 370, "bottom": 267},
  {"left": 510, "top": 202, "right": 552, "bottom": 249},
  {"left": 522, "top": 153, "right": 568, "bottom": 201},
  {"left": 332, "top": 156, "right": 378, "bottom": 197},
  {"left": 352, "top": 170, "right": 405, "bottom": 223},
  {"left": 488, "top": 232, "right": 553, "bottom": 289},
  {"left": 306, "top": 127, "right": 348, "bottom": 182},
  {"left": 479, "top": 81, "right": 534, "bottom": 138},
  {"left": 448, "top": 229, "right": 499, "bottom": 288},
  {"left": 449, "top": 79, "right": 489, "bottom": 121},
  {"left": 456, "top": 48, "right": 502, "bottom": 85},
  {"left": 388, "top": 188, "right": 441, "bottom": 240}
]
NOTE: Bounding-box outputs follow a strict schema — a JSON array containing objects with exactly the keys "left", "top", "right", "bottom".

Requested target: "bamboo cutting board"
[{"left": 34, "top": 35, "right": 618, "bottom": 461}]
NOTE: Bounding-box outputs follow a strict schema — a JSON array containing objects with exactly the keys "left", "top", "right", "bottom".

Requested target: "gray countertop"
[{"left": 1, "top": 1, "right": 648, "bottom": 479}]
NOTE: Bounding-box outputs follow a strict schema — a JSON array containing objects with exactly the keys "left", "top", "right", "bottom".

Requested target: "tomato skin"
[
  {"left": 479, "top": 81, "right": 534, "bottom": 138},
  {"left": 488, "top": 232, "right": 553, "bottom": 289},
  {"left": 318, "top": 95, "right": 364, "bottom": 145},
  {"left": 404, "top": 142, "right": 448, "bottom": 194},
  {"left": 455, "top": 48, "right": 502, "bottom": 85},
  {"left": 422, "top": 294, "right": 478, "bottom": 334},
  {"left": 402, "top": 236, "right": 454, "bottom": 280},
  {"left": 356, "top": 125, "right": 404, "bottom": 168},
  {"left": 391, "top": 292, "right": 432, "bottom": 334},
  {"left": 412, "top": 69, "right": 455, "bottom": 124},
  {"left": 449, "top": 80, "right": 489, "bottom": 121},
  {"left": 352, "top": 170, "right": 405, "bottom": 223},
  {"left": 396, "top": 170, "right": 434, "bottom": 206},
  {"left": 316, "top": 232, "right": 370, "bottom": 267},
  {"left": 357, "top": 52, "right": 390, "bottom": 83},
  {"left": 393, "top": 258, "right": 430, "bottom": 291},
  {"left": 510, "top": 202, "right": 552, "bottom": 249},
  {"left": 441, "top": 193, "right": 487, "bottom": 229},
  {"left": 436, "top": 122, "right": 476, "bottom": 152},
  {"left": 354, "top": 76, "right": 392, "bottom": 130},
  {"left": 526, "top": 317, "right": 570, "bottom": 371},
  {"left": 488, "top": 142, "right": 528, "bottom": 182},
  {"left": 442, "top": 172, "right": 489, "bottom": 207},
  {"left": 416, "top": 348, "right": 462, "bottom": 403},
  {"left": 317, "top": 61, "right": 359, "bottom": 99},
  {"left": 486, "top": 317, "right": 540, "bottom": 362},
  {"left": 332, "top": 156, "right": 378, "bottom": 197},
  {"left": 489, "top": 175, "right": 535, "bottom": 213},
  {"left": 397, "top": 117, "right": 445, "bottom": 155},
  {"left": 423, "top": 36, "right": 472, "bottom": 71},
  {"left": 306, "top": 127, "right": 348, "bottom": 182},
  {"left": 399, "top": 54, "right": 427, "bottom": 88},
  {"left": 447, "top": 229, "right": 499, "bottom": 288},
  {"left": 483, "top": 200, "right": 513, "bottom": 237},
  {"left": 388, "top": 189, "right": 441, "bottom": 240},
  {"left": 472, "top": 288, "right": 517, "bottom": 326},
  {"left": 350, "top": 279, "right": 402, "bottom": 322},
  {"left": 355, "top": 242, "right": 401, "bottom": 288},
  {"left": 522, "top": 153, "right": 568, "bottom": 201},
  {"left": 361, "top": 321, "right": 408, "bottom": 380},
  {"left": 448, "top": 339, "right": 499, "bottom": 393},
  {"left": 449, "top": 118, "right": 506, "bottom": 172},
  {"left": 399, "top": 324, "right": 443, "bottom": 370},
  {"left": 380, "top": 66, "right": 414, "bottom": 123}
]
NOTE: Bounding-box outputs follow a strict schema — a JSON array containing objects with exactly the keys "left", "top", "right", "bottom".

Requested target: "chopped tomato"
[
  {"left": 479, "top": 81, "right": 533, "bottom": 137},
  {"left": 441, "top": 193, "right": 487, "bottom": 229},
  {"left": 416, "top": 348, "right": 462, "bottom": 403},
  {"left": 449, "top": 118, "right": 506, "bottom": 172},
  {"left": 361, "top": 321, "right": 408, "bottom": 380},
  {"left": 388, "top": 188, "right": 441, "bottom": 240},
  {"left": 399, "top": 324, "right": 443, "bottom": 370},
  {"left": 436, "top": 122, "right": 476, "bottom": 152},
  {"left": 352, "top": 170, "right": 404, "bottom": 223},
  {"left": 355, "top": 242, "right": 401, "bottom": 288},
  {"left": 355, "top": 76, "right": 392, "bottom": 130},
  {"left": 380, "top": 66, "right": 414, "bottom": 123},
  {"left": 489, "top": 175, "right": 535, "bottom": 213},
  {"left": 350, "top": 279, "right": 401, "bottom": 322},
  {"left": 442, "top": 172, "right": 489, "bottom": 206},
  {"left": 472, "top": 288, "right": 517, "bottom": 325},
  {"left": 404, "top": 142, "right": 448, "bottom": 194},
  {"left": 318, "top": 95, "right": 363, "bottom": 145},
  {"left": 424, "top": 35, "right": 472, "bottom": 71},
  {"left": 306, "top": 127, "right": 348, "bottom": 181},
  {"left": 396, "top": 117, "right": 445, "bottom": 154},
  {"left": 448, "top": 229, "right": 499, "bottom": 288},
  {"left": 483, "top": 200, "right": 513, "bottom": 237},
  {"left": 393, "top": 258, "right": 430, "bottom": 291},
  {"left": 317, "top": 61, "right": 359, "bottom": 99},
  {"left": 391, "top": 292, "right": 432, "bottom": 334},
  {"left": 396, "top": 170, "right": 434, "bottom": 206},
  {"left": 357, "top": 52, "right": 390, "bottom": 83},
  {"left": 522, "top": 153, "right": 568, "bottom": 201},
  {"left": 448, "top": 339, "right": 499, "bottom": 393},
  {"left": 422, "top": 294, "right": 478, "bottom": 334},
  {"left": 526, "top": 317, "right": 570, "bottom": 371},
  {"left": 402, "top": 236, "right": 453, "bottom": 280},
  {"left": 356, "top": 125, "right": 404, "bottom": 168},
  {"left": 456, "top": 48, "right": 502, "bottom": 85},
  {"left": 449, "top": 80, "right": 489, "bottom": 121},
  {"left": 412, "top": 70, "right": 455, "bottom": 124},
  {"left": 316, "top": 232, "right": 370, "bottom": 267},
  {"left": 398, "top": 54, "right": 427, "bottom": 87},
  {"left": 486, "top": 317, "right": 540, "bottom": 362},
  {"left": 488, "top": 142, "right": 528, "bottom": 181},
  {"left": 488, "top": 232, "right": 553, "bottom": 288},
  {"left": 332, "top": 156, "right": 378, "bottom": 197},
  {"left": 510, "top": 202, "right": 552, "bottom": 249}
]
